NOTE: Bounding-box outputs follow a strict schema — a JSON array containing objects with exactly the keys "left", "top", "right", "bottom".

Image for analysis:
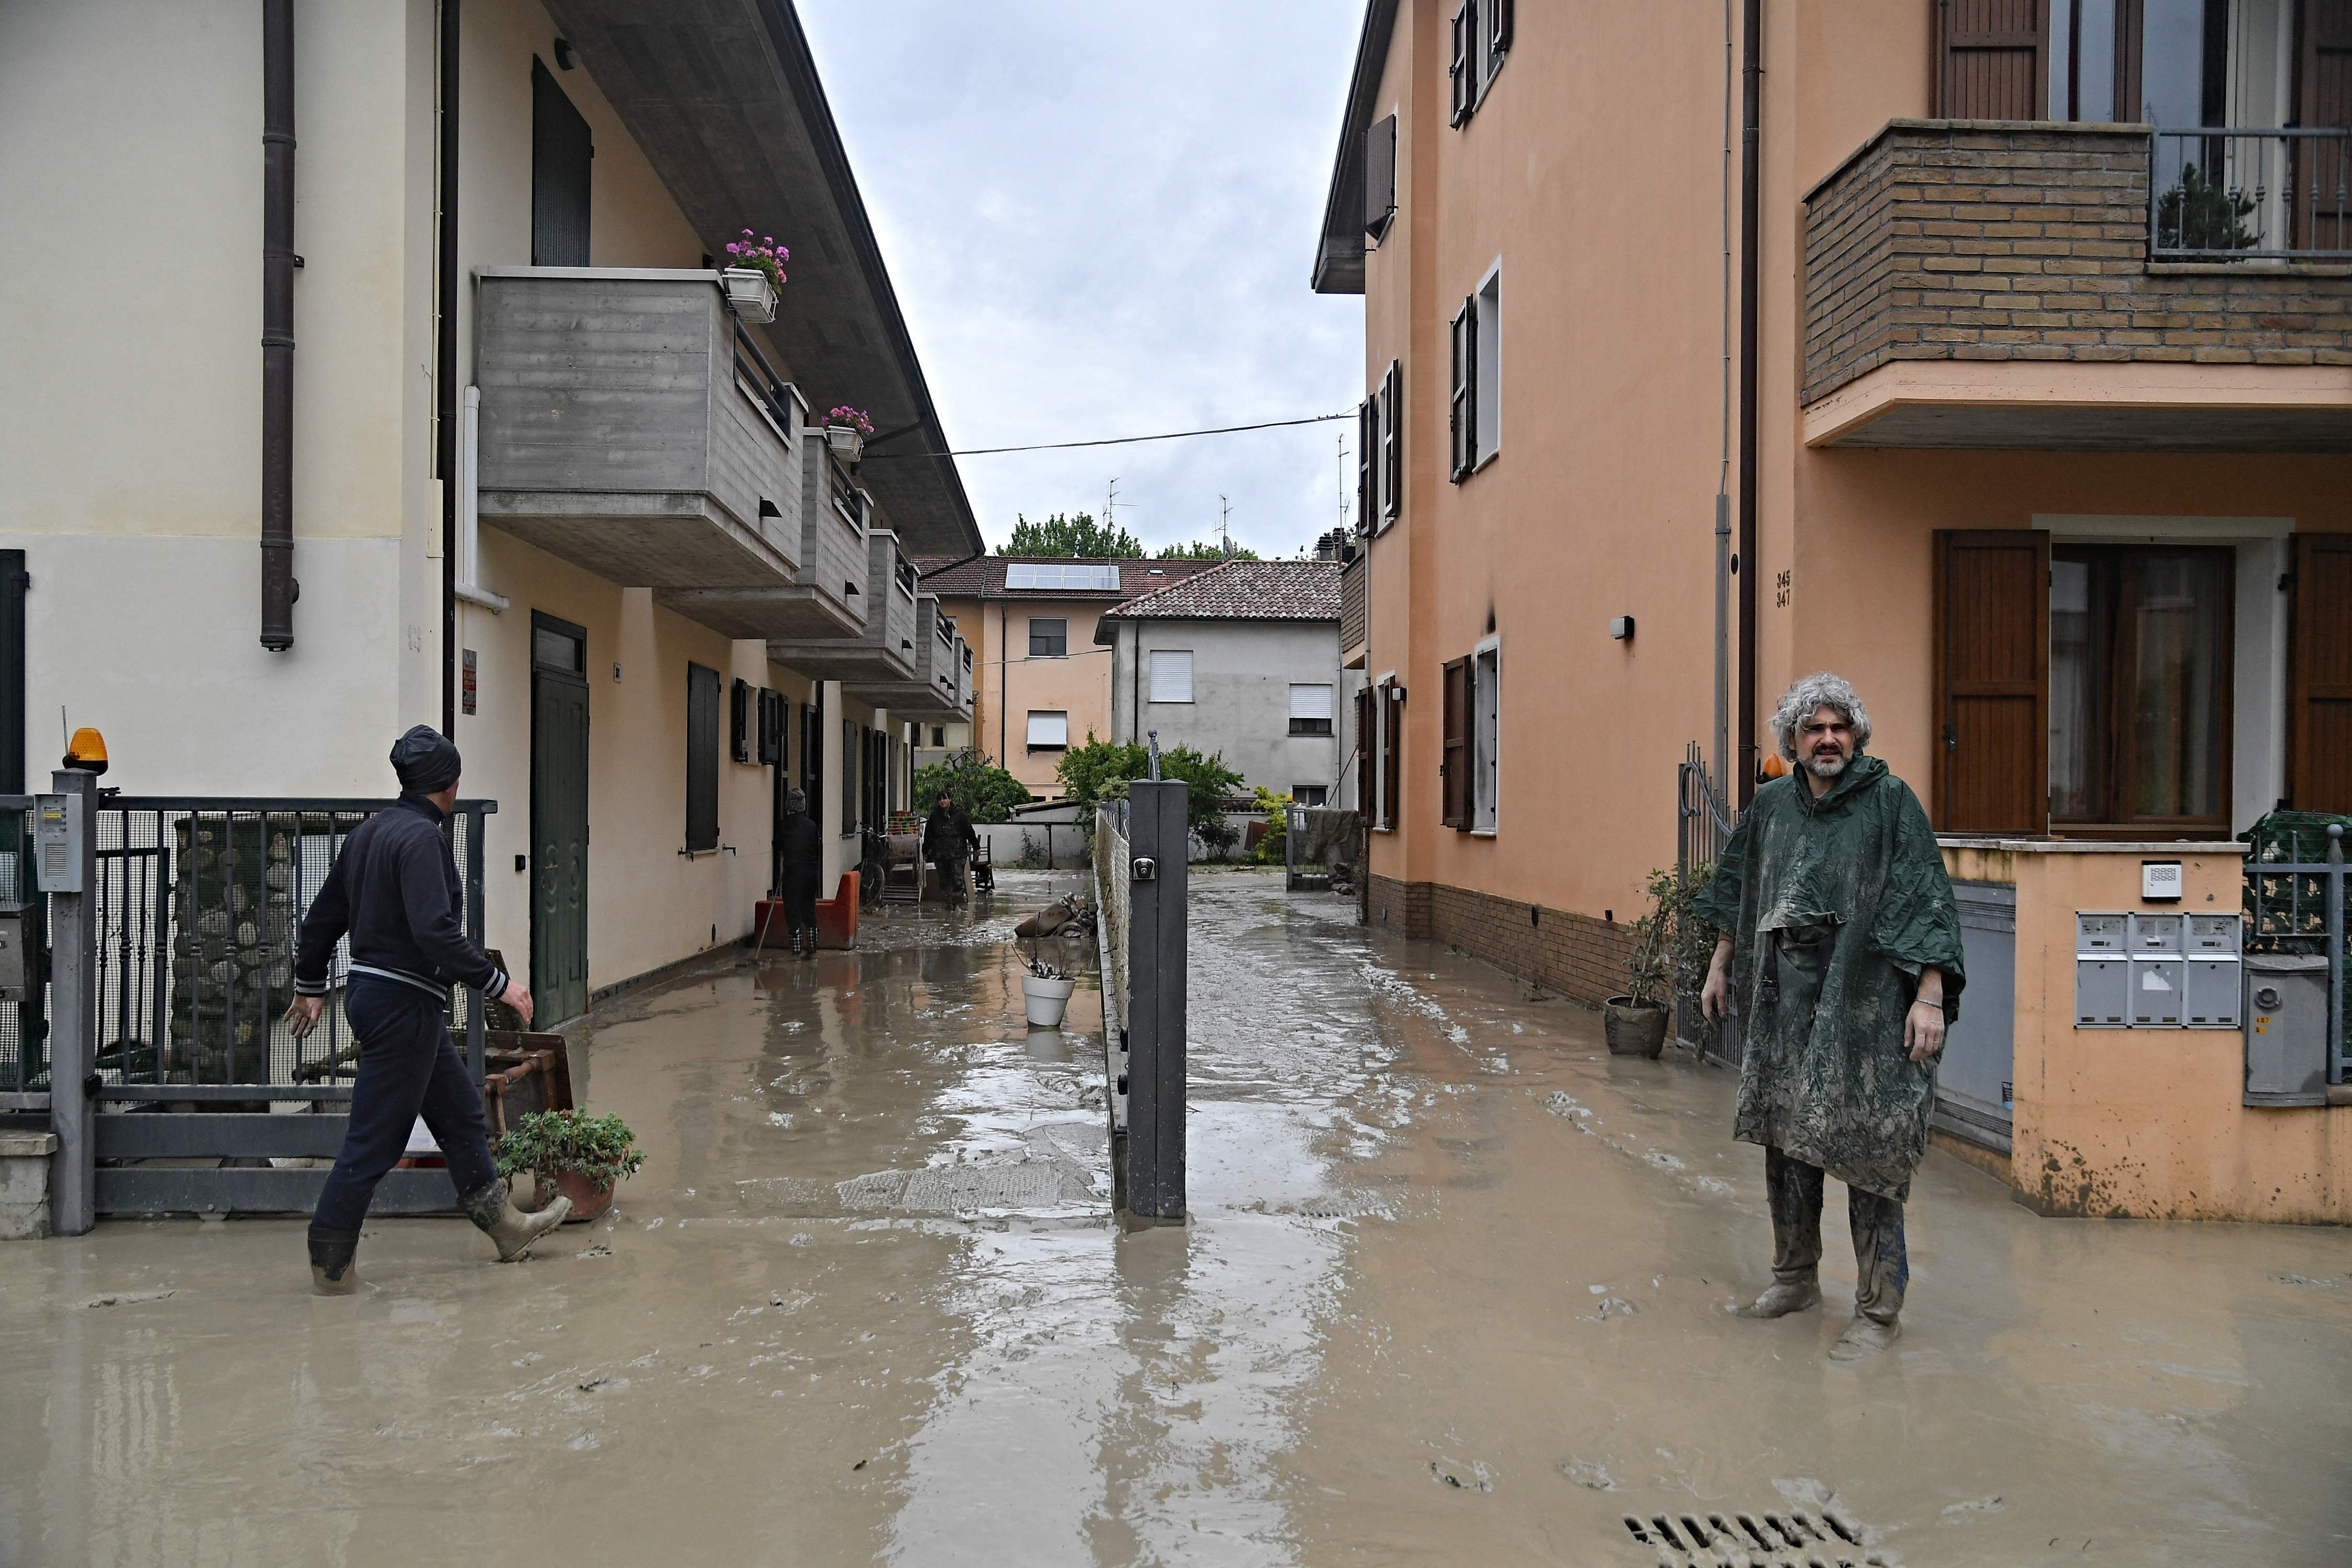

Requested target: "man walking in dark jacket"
[
  {"left": 283, "top": 727, "right": 571, "bottom": 1294},
  {"left": 775, "top": 787, "right": 823, "bottom": 955},
  {"left": 922, "top": 792, "right": 978, "bottom": 905}
]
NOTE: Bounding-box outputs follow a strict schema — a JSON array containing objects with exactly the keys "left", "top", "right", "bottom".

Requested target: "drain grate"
[{"left": 1620, "top": 1507, "right": 1885, "bottom": 1567}]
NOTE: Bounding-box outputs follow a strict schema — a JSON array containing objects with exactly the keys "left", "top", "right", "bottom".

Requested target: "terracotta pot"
[
  {"left": 1602, "top": 997, "right": 1670, "bottom": 1058},
  {"left": 536, "top": 1169, "right": 614, "bottom": 1223}
]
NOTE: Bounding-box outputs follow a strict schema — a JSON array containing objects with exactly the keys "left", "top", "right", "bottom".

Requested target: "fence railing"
[
  {"left": 1676, "top": 744, "right": 1740, "bottom": 1064},
  {"left": 2244, "top": 818, "right": 2347, "bottom": 1082},
  {"left": 2150, "top": 128, "right": 2352, "bottom": 261}
]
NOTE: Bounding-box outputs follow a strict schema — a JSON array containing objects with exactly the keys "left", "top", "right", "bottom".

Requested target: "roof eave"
[{"left": 1310, "top": 0, "right": 1399, "bottom": 297}]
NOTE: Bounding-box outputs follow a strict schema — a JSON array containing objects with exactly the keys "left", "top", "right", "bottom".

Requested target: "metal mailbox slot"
[
  {"left": 2128, "top": 912, "right": 2183, "bottom": 954},
  {"left": 2076, "top": 913, "right": 2127, "bottom": 954},
  {"left": 2244, "top": 954, "right": 2330, "bottom": 1107},
  {"left": 2130, "top": 955, "right": 2185, "bottom": 1027},
  {"left": 2075, "top": 957, "right": 2128, "bottom": 1027},
  {"left": 2185, "top": 958, "right": 2242, "bottom": 1028},
  {"left": 2185, "top": 914, "right": 2242, "bottom": 954}
]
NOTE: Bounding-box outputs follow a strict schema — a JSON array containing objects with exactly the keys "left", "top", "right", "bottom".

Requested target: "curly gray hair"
[{"left": 1771, "top": 672, "right": 1871, "bottom": 761}]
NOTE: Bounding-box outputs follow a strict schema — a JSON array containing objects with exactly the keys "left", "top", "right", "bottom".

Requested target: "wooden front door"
[
  {"left": 2291, "top": 533, "right": 2352, "bottom": 812},
  {"left": 2301, "top": 1, "right": 2352, "bottom": 252},
  {"left": 1934, "top": 531, "right": 2050, "bottom": 834},
  {"left": 531, "top": 615, "right": 590, "bottom": 1025}
]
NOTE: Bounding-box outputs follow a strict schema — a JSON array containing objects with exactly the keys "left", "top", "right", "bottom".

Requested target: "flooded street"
[{"left": 4, "top": 869, "right": 2350, "bottom": 1566}]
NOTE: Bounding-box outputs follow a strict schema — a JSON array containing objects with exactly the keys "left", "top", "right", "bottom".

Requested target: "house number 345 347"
[{"left": 1774, "top": 570, "right": 1791, "bottom": 609}]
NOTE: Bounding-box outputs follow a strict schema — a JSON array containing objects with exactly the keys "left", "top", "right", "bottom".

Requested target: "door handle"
[{"left": 1942, "top": 724, "right": 1957, "bottom": 753}]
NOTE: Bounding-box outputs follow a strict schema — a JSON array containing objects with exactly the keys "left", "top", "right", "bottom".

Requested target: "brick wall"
[
  {"left": 1367, "top": 875, "right": 1643, "bottom": 1006},
  {"left": 1804, "top": 120, "right": 2352, "bottom": 405}
]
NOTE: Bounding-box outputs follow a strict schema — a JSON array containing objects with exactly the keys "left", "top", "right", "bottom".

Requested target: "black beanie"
[{"left": 390, "top": 725, "right": 462, "bottom": 794}]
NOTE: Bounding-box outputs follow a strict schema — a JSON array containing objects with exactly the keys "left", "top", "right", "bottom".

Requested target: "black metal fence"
[
  {"left": 0, "top": 801, "right": 45, "bottom": 1100},
  {"left": 2244, "top": 816, "right": 2348, "bottom": 1082},
  {"left": 1676, "top": 744, "right": 1740, "bottom": 1063},
  {"left": 2150, "top": 128, "right": 2352, "bottom": 261}
]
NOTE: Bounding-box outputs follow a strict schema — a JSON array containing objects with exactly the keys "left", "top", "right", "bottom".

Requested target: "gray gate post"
[
  {"left": 1124, "top": 778, "right": 1187, "bottom": 1220},
  {"left": 47, "top": 768, "right": 98, "bottom": 1236}
]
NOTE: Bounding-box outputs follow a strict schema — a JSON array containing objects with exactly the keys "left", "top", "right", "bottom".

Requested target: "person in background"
[
  {"left": 776, "top": 787, "right": 823, "bottom": 955},
  {"left": 923, "top": 790, "right": 978, "bottom": 905},
  {"left": 1696, "top": 673, "right": 1964, "bottom": 1360},
  {"left": 283, "top": 727, "right": 572, "bottom": 1295}
]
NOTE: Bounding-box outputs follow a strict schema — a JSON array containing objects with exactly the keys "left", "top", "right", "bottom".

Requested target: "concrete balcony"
[
  {"left": 656, "top": 436, "right": 874, "bottom": 640},
  {"left": 1802, "top": 122, "right": 2352, "bottom": 451},
  {"left": 475, "top": 269, "right": 803, "bottom": 591},
  {"left": 777, "top": 528, "right": 922, "bottom": 688},
  {"left": 843, "top": 594, "right": 960, "bottom": 719}
]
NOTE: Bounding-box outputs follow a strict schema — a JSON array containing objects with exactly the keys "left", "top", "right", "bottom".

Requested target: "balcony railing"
[{"left": 2151, "top": 128, "right": 2352, "bottom": 261}]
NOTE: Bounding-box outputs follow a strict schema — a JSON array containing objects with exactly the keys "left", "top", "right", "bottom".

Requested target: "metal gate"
[
  {"left": 1676, "top": 744, "right": 1743, "bottom": 1064},
  {"left": 23, "top": 773, "right": 494, "bottom": 1229},
  {"left": 1094, "top": 780, "right": 1187, "bottom": 1222}
]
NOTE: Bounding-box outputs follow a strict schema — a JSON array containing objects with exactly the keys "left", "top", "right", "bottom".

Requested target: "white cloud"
[{"left": 799, "top": 3, "right": 1366, "bottom": 557}]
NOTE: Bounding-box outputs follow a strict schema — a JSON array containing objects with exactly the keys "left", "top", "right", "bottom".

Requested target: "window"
[
  {"left": 1472, "top": 643, "right": 1500, "bottom": 832},
  {"left": 757, "top": 689, "right": 787, "bottom": 768},
  {"left": 1150, "top": 649, "right": 1194, "bottom": 703},
  {"left": 1005, "top": 563, "right": 1121, "bottom": 591},
  {"left": 1449, "top": 296, "right": 1477, "bottom": 479},
  {"left": 530, "top": 59, "right": 591, "bottom": 267},
  {"left": 1294, "top": 785, "right": 1330, "bottom": 808},
  {"left": 1377, "top": 679, "right": 1402, "bottom": 831},
  {"left": 1027, "top": 710, "right": 1070, "bottom": 751},
  {"left": 931, "top": 725, "right": 947, "bottom": 748},
  {"left": 1474, "top": 268, "right": 1501, "bottom": 465},
  {"left": 1029, "top": 617, "right": 1069, "bottom": 659},
  {"left": 840, "top": 718, "right": 859, "bottom": 836},
  {"left": 1289, "top": 683, "right": 1335, "bottom": 736},
  {"left": 1357, "top": 360, "right": 1403, "bottom": 532},
  {"left": 730, "top": 677, "right": 752, "bottom": 764},
  {"left": 686, "top": 663, "right": 719, "bottom": 851},
  {"left": 1363, "top": 112, "right": 1398, "bottom": 241},
  {"left": 1448, "top": 0, "right": 1511, "bottom": 125},
  {"left": 2049, "top": 546, "right": 2233, "bottom": 830}
]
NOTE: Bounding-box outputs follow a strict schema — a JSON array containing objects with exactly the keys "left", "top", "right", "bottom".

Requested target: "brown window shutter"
[
  {"left": 1382, "top": 686, "right": 1403, "bottom": 830},
  {"left": 1442, "top": 656, "right": 1471, "bottom": 829},
  {"left": 1450, "top": 5, "right": 1472, "bottom": 124},
  {"left": 1363, "top": 114, "right": 1398, "bottom": 240},
  {"left": 2290, "top": 533, "right": 2352, "bottom": 813},
  {"left": 1935, "top": 0, "right": 2048, "bottom": 120},
  {"left": 1934, "top": 529, "right": 2049, "bottom": 834},
  {"left": 1381, "top": 361, "right": 1403, "bottom": 519},
  {"left": 1449, "top": 302, "right": 1474, "bottom": 480},
  {"left": 1357, "top": 396, "right": 1376, "bottom": 530},
  {"left": 1356, "top": 685, "right": 1376, "bottom": 806},
  {"left": 2298, "top": 2, "right": 2352, "bottom": 251}
]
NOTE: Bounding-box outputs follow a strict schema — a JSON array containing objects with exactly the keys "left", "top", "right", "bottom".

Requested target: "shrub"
[
  {"left": 494, "top": 1110, "right": 644, "bottom": 1192},
  {"left": 914, "top": 749, "right": 1031, "bottom": 823},
  {"left": 1249, "top": 787, "right": 1294, "bottom": 864},
  {"left": 1624, "top": 863, "right": 1717, "bottom": 1009}
]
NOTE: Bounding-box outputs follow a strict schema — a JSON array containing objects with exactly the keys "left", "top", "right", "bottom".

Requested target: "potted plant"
[
  {"left": 824, "top": 405, "right": 875, "bottom": 466},
  {"left": 495, "top": 1109, "right": 644, "bottom": 1224},
  {"left": 1605, "top": 866, "right": 1704, "bottom": 1058},
  {"left": 720, "top": 229, "right": 787, "bottom": 322}
]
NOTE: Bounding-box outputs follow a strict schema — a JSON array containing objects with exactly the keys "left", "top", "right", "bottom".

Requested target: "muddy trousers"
[
  {"left": 1765, "top": 1146, "right": 1908, "bottom": 1324},
  {"left": 312, "top": 976, "right": 499, "bottom": 1236}
]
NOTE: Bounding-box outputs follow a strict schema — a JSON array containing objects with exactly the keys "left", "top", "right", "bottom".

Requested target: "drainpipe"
[
  {"left": 1736, "top": 0, "right": 1762, "bottom": 806},
  {"left": 436, "top": 0, "right": 462, "bottom": 731},
  {"left": 259, "top": 0, "right": 296, "bottom": 651},
  {"left": 455, "top": 387, "right": 508, "bottom": 612},
  {"left": 1714, "top": 0, "right": 1733, "bottom": 803}
]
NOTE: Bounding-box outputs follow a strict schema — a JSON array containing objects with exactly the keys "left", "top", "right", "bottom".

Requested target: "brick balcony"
[{"left": 1802, "top": 121, "right": 2352, "bottom": 449}]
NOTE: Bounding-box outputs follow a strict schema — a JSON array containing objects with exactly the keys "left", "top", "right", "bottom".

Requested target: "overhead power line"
[{"left": 864, "top": 410, "right": 1353, "bottom": 460}]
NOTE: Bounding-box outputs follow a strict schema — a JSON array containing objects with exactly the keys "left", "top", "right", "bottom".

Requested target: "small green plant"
[
  {"left": 1250, "top": 787, "right": 1294, "bottom": 864},
  {"left": 495, "top": 1110, "right": 644, "bottom": 1192},
  {"left": 2156, "top": 163, "right": 2258, "bottom": 253},
  {"left": 1625, "top": 863, "right": 1716, "bottom": 1008}
]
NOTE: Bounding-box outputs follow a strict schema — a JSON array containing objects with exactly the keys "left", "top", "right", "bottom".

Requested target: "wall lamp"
[{"left": 1609, "top": 616, "right": 1636, "bottom": 641}]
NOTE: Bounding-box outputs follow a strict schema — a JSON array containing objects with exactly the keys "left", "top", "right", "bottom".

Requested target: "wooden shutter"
[
  {"left": 1381, "top": 361, "right": 1402, "bottom": 520},
  {"left": 1489, "top": 0, "right": 1513, "bottom": 53},
  {"left": 1449, "top": 3, "right": 1474, "bottom": 124},
  {"left": 2300, "top": 2, "right": 2352, "bottom": 252},
  {"left": 686, "top": 663, "right": 720, "bottom": 850},
  {"left": 2290, "top": 533, "right": 2352, "bottom": 813},
  {"left": 1356, "top": 685, "right": 1376, "bottom": 813},
  {"left": 1381, "top": 685, "right": 1403, "bottom": 830},
  {"left": 1934, "top": 531, "right": 2048, "bottom": 834},
  {"left": 1442, "top": 657, "right": 1471, "bottom": 828},
  {"left": 1357, "top": 396, "right": 1376, "bottom": 531},
  {"left": 531, "top": 58, "right": 593, "bottom": 267},
  {"left": 1363, "top": 113, "right": 1397, "bottom": 240},
  {"left": 1935, "top": 0, "right": 2047, "bottom": 121},
  {"left": 730, "top": 677, "right": 751, "bottom": 763},
  {"left": 1449, "top": 301, "right": 1475, "bottom": 480}
]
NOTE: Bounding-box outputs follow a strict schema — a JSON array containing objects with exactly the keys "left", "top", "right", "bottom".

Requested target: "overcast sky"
[{"left": 798, "top": 3, "right": 1366, "bottom": 559}]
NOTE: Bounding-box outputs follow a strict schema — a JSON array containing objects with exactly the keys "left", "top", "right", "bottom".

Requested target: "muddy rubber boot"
[
  {"left": 461, "top": 1178, "right": 571, "bottom": 1262},
  {"left": 1829, "top": 1315, "right": 1901, "bottom": 1360},
  {"left": 308, "top": 1225, "right": 361, "bottom": 1296},
  {"left": 1737, "top": 1275, "right": 1821, "bottom": 1318}
]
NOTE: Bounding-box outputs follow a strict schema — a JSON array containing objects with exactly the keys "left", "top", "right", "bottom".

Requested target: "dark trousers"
[
  {"left": 782, "top": 872, "right": 820, "bottom": 936},
  {"left": 312, "top": 976, "right": 498, "bottom": 1233},
  {"left": 1765, "top": 1146, "right": 1908, "bottom": 1324}
]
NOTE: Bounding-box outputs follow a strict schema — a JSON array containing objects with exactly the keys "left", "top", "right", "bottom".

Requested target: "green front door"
[{"left": 531, "top": 616, "right": 590, "bottom": 1025}]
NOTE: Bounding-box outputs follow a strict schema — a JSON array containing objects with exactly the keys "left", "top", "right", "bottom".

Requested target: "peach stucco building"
[{"left": 1314, "top": 0, "right": 2351, "bottom": 1220}]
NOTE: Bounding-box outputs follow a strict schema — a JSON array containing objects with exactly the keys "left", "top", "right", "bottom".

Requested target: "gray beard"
[{"left": 1804, "top": 753, "right": 1849, "bottom": 779}]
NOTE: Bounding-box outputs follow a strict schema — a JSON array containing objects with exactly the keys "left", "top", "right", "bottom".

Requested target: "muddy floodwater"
[{"left": 4, "top": 870, "right": 2349, "bottom": 1565}]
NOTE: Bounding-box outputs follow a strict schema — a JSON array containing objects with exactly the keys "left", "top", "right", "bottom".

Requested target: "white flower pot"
[
  {"left": 1022, "top": 974, "right": 1076, "bottom": 1028},
  {"left": 720, "top": 267, "right": 778, "bottom": 323},
  {"left": 824, "top": 423, "right": 866, "bottom": 465}
]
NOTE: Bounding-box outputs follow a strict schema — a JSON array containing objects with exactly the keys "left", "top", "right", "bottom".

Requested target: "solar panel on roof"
[{"left": 1004, "top": 563, "right": 1121, "bottom": 592}]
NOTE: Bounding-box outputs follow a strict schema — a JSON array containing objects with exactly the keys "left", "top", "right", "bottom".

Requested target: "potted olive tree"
[
  {"left": 1604, "top": 867, "right": 1711, "bottom": 1058},
  {"left": 720, "top": 229, "right": 787, "bottom": 323},
  {"left": 495, "top": 1109, "right": 644, "bottom": 1224}
]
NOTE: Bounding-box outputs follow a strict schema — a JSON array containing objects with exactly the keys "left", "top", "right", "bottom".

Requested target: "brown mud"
[{"left": 2, "top": 870, "right": 2348, "bottom": 1565}]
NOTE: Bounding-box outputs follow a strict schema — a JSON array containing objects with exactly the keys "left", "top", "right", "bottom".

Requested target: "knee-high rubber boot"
[
  {"left": 308, "top": 1225, "right": 362, "bottom": 1295},
  {"left": 1740, "top": 1147, "right": 1825, "bottom": 1318},
  {"left": 1831, "top": 1185, "right": 1909, "bottom": 1359},
  {"left": 460, "top": 1178, "right": 571, "bottom": 1261}
]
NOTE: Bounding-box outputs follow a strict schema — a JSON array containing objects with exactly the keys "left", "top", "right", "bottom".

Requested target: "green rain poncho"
[{"left": 1692, "top": 755, "right": 1965, "bottom": 1202}]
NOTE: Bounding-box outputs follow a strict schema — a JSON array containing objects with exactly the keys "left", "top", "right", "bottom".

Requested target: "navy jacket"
[
  {"left": 293, "top": 794, "right": 505, "bottom": 1002},
  {"left": 776, "top": 811, "right": 822, "bottom": 884}
]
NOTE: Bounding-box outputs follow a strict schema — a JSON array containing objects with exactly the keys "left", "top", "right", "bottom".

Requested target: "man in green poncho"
[{"left": 1697, "top": 673, "right": 1964, "bottom": 1360}]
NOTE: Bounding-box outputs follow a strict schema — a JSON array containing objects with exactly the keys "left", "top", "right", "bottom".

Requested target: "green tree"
[
  {"left": 913, "top": 748, "right": 1032, "bottom": 823},
  {"left": 1056, "top": 734, "right": 1246, "bottom": 854},
  {"left": 1001, "top": 511, "right": 1145, "bottom": 558},
  {"left": 1056, "top": 733, "right": 1149, "bottom": 811},
  {"left": 1156, "top": 539, "right": 1259, "bottom": 561}
]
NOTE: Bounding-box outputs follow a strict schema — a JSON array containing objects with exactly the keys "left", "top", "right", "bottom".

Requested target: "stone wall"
[
  {"left": 1804, "top": 120, "right": 2352, "bottom": 405},
  {"left": 1367, "top": 874, "right": 1642, "bottom": 1006}
]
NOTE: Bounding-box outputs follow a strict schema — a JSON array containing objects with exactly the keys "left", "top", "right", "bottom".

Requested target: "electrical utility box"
[
  {"left": 2244, "top": 954, "right": 2331, "bottom": 1107},
  {"left": 2076, "top": 914, "right": 2129, "bottom": 1027},
  {"left": 33, "top": 793, "right": 83, "bottom": 894}
]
